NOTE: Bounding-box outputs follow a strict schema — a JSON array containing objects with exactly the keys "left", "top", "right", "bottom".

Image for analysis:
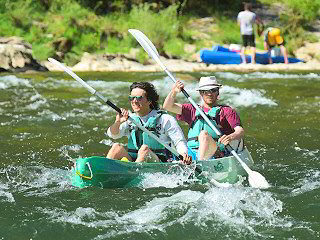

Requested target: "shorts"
[
  {"left": 268, "top": 40, "right": 285, "bottom": 49},
  {"left": 242, "top": 34, "right": 255, "bottom": 47}
]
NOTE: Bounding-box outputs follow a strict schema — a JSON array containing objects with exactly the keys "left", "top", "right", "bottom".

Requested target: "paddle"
[
  {"left": 48, "top": 57, "right": 186, "bottom": 162},
  {"left": 128, "top": 29, "right": 270, "bottom": 189}
]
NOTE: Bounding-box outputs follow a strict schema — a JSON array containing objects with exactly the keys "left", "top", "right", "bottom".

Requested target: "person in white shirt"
[
  {"left": 106, "top": 81, "right": 191, "bottom": 164},
  {"left": 237, "top": 2, "right": 263, "bottom": 64}
]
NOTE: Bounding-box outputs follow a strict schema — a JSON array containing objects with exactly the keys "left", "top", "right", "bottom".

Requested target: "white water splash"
[
  {"left": 58, "top": 144, "right": 83, "bottom": 155},
  {"left": 99, "top": 139, "right": 114, "bottom": 146},
  {"left": 0, "top": 165, "right": 71, "bottom": 198},
  {"left": 291, "top": 170, "right": 320, "bottom": 197},
  {"left": 0, "top": 183, "right": 15, "bottom": 203},
  {"left": 220, "top": 86, "right": 277, "bottom": 107},
  {"left": 43, "top": 188, "right": 288, "bottom": 239},
  {"left": 0, "top": 75, "right": 33, "bottom": 89},
  {"left": 152, "top": 77, "right": 277, "bottom": 108},
  {"left": 293, "top": 142, "right": 320, "bottom": 160},
  {"left": 139, "top": 172, "right": 192, "bottom": 189}
]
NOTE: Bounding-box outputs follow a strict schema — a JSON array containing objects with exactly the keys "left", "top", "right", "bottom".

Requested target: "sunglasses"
[
  {"left": 200, "top": 88, "right": 219, "bottom": 95},
  {"left": 128, "top": 95, "right": 144, "bottom": 101}
]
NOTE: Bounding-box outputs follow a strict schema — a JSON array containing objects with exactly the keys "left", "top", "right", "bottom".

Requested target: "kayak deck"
[{"left": 71, "top": 148, "right": 254, "bottom": 188}]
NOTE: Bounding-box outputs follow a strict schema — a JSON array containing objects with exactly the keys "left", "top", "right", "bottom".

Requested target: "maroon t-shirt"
[{"left": 176, "top": 103, "right": 242, "bottom": 135}]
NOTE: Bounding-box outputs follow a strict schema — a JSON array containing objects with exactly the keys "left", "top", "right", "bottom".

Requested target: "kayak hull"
[{"left": 71, "top": 148, "right": 254, "bottom": 188}]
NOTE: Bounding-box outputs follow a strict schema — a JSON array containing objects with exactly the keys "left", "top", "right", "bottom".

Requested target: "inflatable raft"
[{"left": 200, "top": 45, "right": 304, "bottom": 64}]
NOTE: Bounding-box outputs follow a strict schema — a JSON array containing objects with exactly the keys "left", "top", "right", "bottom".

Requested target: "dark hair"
[
  {"left": 243, "top": 2, "right": 252, "bottom": 10},
  {"left": 129, "top": 82, "right": 160, "bottom": 110}
]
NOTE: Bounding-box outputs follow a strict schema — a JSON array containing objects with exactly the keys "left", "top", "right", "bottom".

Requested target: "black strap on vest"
[{"left": 188, "top": 136, "right": 219, "bottom": 142}]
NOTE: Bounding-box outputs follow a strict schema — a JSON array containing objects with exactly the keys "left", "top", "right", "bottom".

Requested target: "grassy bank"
[{"left": 1, "top": 0, "right": 319, "bottom": 65}]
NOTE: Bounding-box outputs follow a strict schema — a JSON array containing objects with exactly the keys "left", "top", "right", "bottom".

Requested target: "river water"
[{"left": 0, "top": 70, "right": 319, "bottom": 239}]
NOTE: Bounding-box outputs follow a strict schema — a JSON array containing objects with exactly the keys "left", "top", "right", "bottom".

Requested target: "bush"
[
  {"left": 32, "top": 43, "right": 55, "bottom": 61},
  {"left": 164, "top": 37, "right": 186, "bottom": 58},
  {"left": 284, "top": 0, "right": 320, "bottom": 22},
  {"left": 104, "top": 36, "right": 132, "bottom": 54},
  {"left": 216, "top": 17, "right": 242, "bottom": 45},
  {"left": 127, "top": 3, "right": 180, "bottom": 53}
]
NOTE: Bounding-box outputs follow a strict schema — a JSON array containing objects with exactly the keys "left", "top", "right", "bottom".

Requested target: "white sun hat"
[{"left": 195, "top": 76, "right": 222, "bottom": 91}]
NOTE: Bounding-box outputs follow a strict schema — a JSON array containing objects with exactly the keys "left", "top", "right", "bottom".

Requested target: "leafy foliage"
[
  {"left": 0, "top": 0, "right": 319, "bottom": 64},
  {"left": 127, "top": 3, "right": 180, "bottom": 53}
]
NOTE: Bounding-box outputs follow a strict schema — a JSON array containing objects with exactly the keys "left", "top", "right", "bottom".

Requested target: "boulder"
[
  {"left": 295, "top": 42, "right": 320, "bottom": 63},
  {"left": 0, "top": 37, "right": 48, "bottom": 72}
]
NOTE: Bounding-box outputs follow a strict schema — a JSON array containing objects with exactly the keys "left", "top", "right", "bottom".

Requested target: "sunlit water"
[{"left": 0, "top": 71, "right": 319, "bottom": 239}]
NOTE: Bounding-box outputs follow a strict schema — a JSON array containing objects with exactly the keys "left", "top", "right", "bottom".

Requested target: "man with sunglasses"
[
  {"left": 106, "top": 82, "right": 191, "bottom": 164},
  {"left": 163, "top": 76, "right": 244, "bottom": 160}
]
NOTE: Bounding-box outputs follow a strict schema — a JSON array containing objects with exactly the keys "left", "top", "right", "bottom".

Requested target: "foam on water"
[
  {"left": 1, "top": 77, "right": 127, "bottom": 126},
  {"left": 0, "top": 183, "right": 15, "bottom": 203},
  {"left": 291, "top": 170, "right": 320, "bottom": 197},
  {"left": 220, "top": 86, "right": 277, "bottom": 107},
  {"left": 39, "top": 187, "right": 297, "bottom": 239},
  {"left": 87, "top": 80, "right": 130, "bottom": 93},
  {"left": 293, "top": 142, "right": 320, "bottom": 161},
  {"left": 138, "top": 169, "right": 197, "bottom": 189},
  {"left": 39, "top": 78, "right": 131, "bottom": 97},
  {"left": 0, "top": 164, "right": 71, "bottom": 198},
  {"left": 0, "top": 75, "right": 33, "bottom": 89},
  {"left": 1, "top": 75, "right": 48, "bottom": 114},
  {"left": 152, "top": 77, "right": 277, "bottom": 108},
  {"left": 38, "top": 77, "right": 83, "bottom": 89},
  {"left": 58, "top": 144, "right": 84, "bottom": 157},
  {"left": 99, "top": 139, "right": 114, "bottom": 147}
]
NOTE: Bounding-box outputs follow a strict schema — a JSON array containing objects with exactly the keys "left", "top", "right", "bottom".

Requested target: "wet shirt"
[
  {"left": 176, "top": 103, "right": 242, "bottom": 135},
  {"left": 237, "top": 10, "right": 256, "bottom": 35},
  {"left": 107, "top": 109, "right": 188, "bottom": 154}
]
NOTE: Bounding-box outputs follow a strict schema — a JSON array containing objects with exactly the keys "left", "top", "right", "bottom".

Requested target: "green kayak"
[{"left": 71, "top": 147, "right": 254, "bottom": 188}]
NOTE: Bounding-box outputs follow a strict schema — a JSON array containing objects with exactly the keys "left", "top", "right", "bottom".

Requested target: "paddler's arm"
[
  {"left": 164, "top": 114, "right": 192, "bottom": 164},
  {"left": 163, "top": 80, "right": 183, "bottom": 115},
  {"left": 106, "top": 108, "right": 129, "bottom": 138},
  {"left": 219, "top": 126, "right": 244, "bottom": 146}
]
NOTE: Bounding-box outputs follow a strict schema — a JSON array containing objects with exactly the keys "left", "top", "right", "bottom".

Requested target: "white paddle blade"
[
  {"left": 48, "top": 58, "right": 96, "bottom": 95},
  {"left": 248, "top": 171, "right": 270, "bottom": 189},
  {"left": 128, "top": 29, "right": 159, "bottom": 56},
  {"left": 128, "top": 29, "right": 166, "bottom": 70}
]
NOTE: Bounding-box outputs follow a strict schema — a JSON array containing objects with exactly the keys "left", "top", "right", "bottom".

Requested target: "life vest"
[
  {"left": 187, "top": 106, "right": 221, "bottom": 150},
  {"left": 187, "top": 106, "right": 245, "bottom": 155},
  {"left": 265, "top": 27, "right": 283, "bottom": 47},
  {"left": 127, "top": 111, "right": 169, "bottom": 161}
]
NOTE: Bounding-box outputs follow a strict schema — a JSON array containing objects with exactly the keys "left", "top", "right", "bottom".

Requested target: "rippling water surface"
[{"left": 0, "top": 71, "right": 319, "bottom": 239}]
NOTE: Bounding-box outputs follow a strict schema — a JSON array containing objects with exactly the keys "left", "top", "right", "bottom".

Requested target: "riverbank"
[{"left": 43, "top": 51, "right": 320, "bottom": 73}]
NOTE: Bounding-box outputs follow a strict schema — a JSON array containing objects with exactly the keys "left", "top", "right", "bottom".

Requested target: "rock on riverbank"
[
  {"left": 1, "top": 36, "right": 320, "bottom": 73},
  {"left": 0, "top": 37, "right": 47, "bottom": 72}
]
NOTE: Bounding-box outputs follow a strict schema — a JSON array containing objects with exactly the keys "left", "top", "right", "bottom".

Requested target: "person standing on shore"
[
  {"left": 163, "top": 76, "right": 245, "bottom": 161},
  {"left": 264, "top": 27, "right": 289, "bottom": 64},
  {"left": 237, "top": 2, "right": 263, "bottom": 64}
]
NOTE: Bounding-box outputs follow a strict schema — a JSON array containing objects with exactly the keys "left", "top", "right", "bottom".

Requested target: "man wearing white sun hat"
[{"left": 163, "top": 76, "right": 244, "bottom": 160}]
